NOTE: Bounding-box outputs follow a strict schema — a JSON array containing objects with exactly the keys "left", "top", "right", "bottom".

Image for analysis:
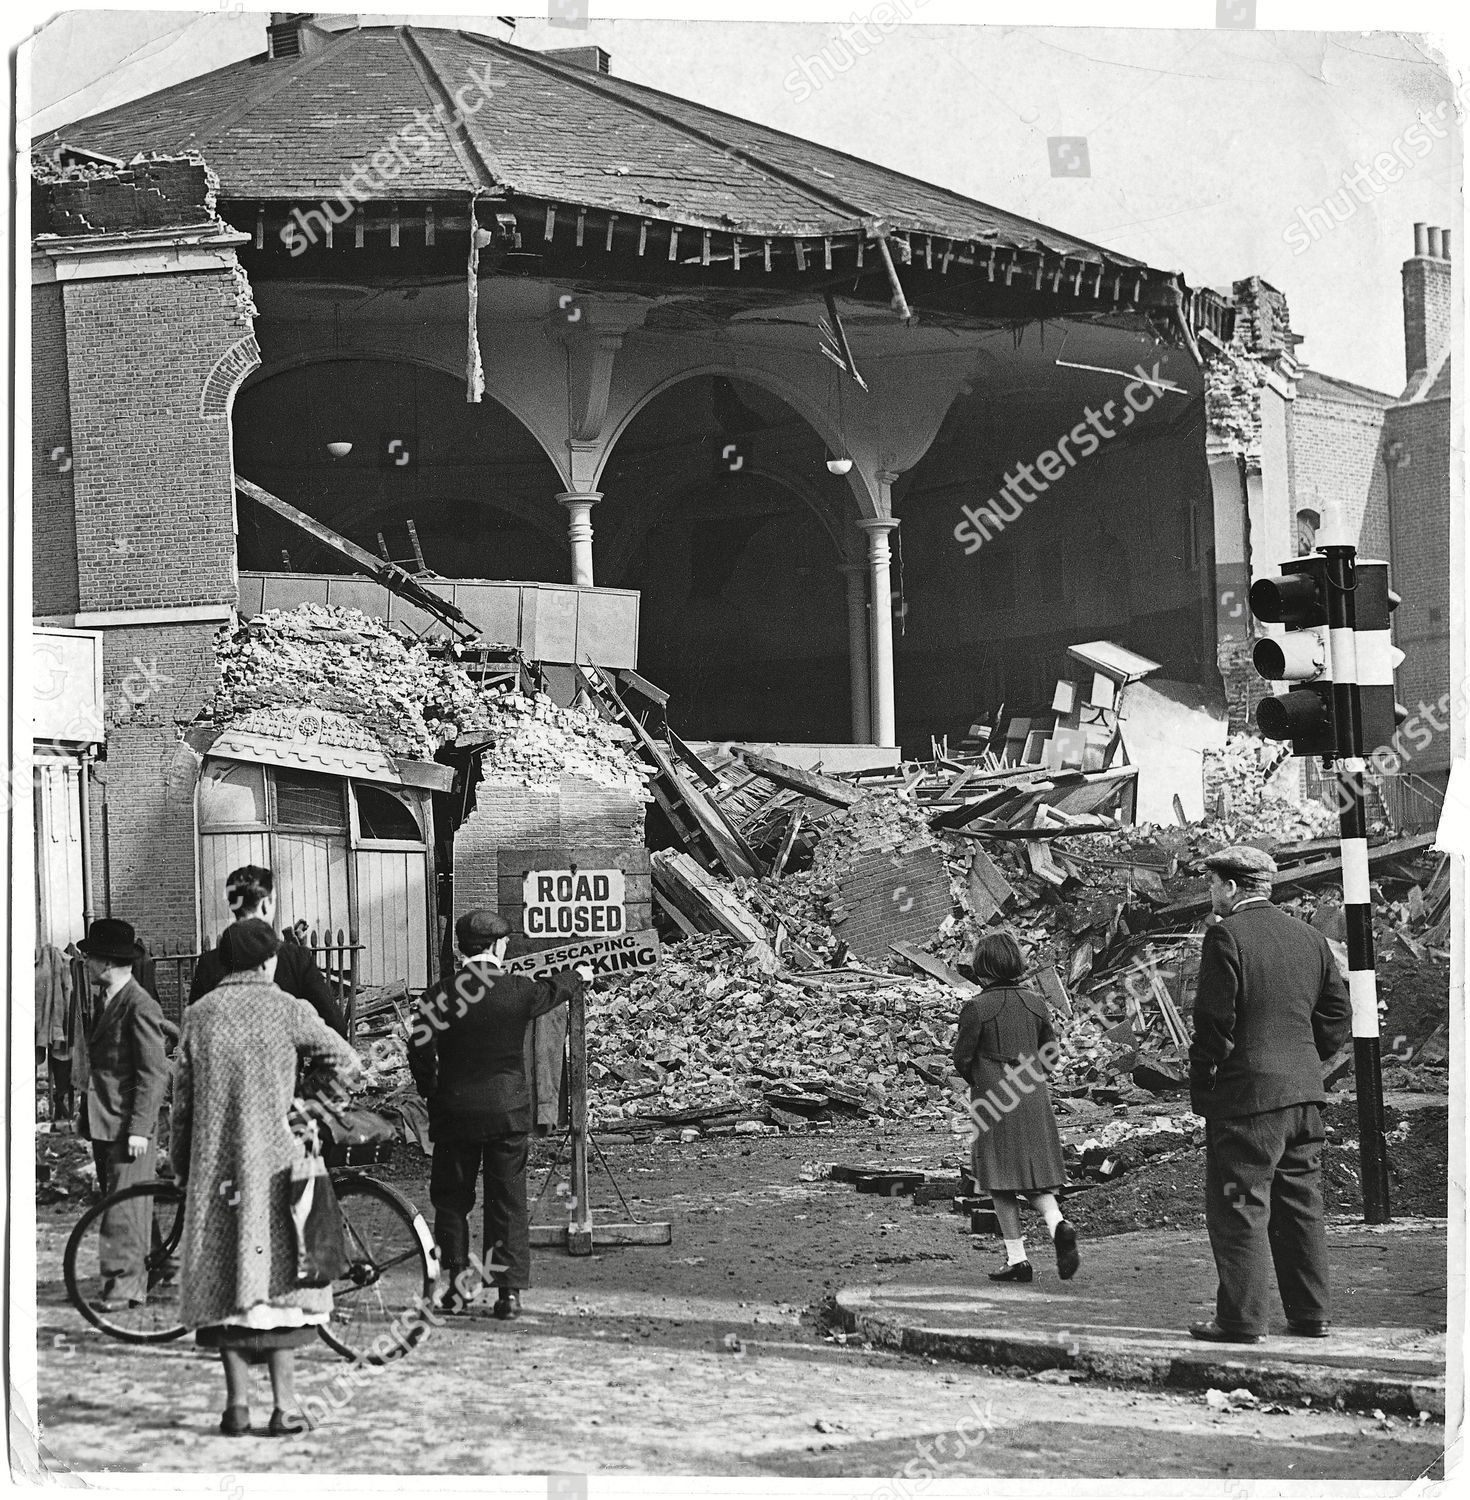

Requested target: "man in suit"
[
  {"left": 1188, "top": 845, "right": 1352, "bottom": 1343},
  {"left": 79, "top": 918, "right": 171, "bottom": 1309},
  {"left": 188, "top": 865, "right": 347, "bottom": 1036},
  {"left": 408, "top": 910, "right": 589, "bottom": 1319}
]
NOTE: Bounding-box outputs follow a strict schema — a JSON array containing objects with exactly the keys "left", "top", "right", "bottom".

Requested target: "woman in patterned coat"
[
  {"left": 952, "top": 932, "right": 1080, "bottom": 1284},
  {"left": 172, "top": 919, "right": 359, "bottom": 1436}
]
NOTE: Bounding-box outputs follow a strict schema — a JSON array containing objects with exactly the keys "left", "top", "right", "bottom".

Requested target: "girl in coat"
[
  {"left": 172, "top": 919, "right": 359, "bottom": 1436},
  {"left": 952, "top": 932, "right": 1080, "bottom": 1283}
]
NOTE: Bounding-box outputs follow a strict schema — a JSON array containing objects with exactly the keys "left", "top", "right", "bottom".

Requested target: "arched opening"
[
  {"left": 232, "top": 358, "right": 567, "bottom": 580},
  {"left": 596, "top": 375, "right": 854, "bottom": 742}
]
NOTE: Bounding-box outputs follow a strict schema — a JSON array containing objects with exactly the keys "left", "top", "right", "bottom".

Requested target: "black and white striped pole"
[
  {"left": 1249, "top": 531, "right": 1396, "bottom": 1224},
  {"left": 1321, "top": 539, "right": 1391, "bottom": 1224}
]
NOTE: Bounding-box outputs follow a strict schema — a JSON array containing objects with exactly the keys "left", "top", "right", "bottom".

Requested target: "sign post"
[{"left": 517, "top": 866, "right": 670, "bottom": 1254}]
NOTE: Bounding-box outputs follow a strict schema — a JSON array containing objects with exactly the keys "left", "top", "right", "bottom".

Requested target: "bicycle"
[{"left": 63, "top": 1141, "right": 437, "bottom": 1366}]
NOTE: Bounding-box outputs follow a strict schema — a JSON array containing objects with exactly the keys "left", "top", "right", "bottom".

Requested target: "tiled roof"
[{"left": 38, "top": 26, "right": 1147, "bottom": 268}]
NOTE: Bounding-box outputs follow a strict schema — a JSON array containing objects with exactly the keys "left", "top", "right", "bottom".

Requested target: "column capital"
[
  {"left": 556, "top": 490, "right": 603, "bottom": 508},
  {"left": 854, "top": 516, "right": 900, "bottom": 533}
]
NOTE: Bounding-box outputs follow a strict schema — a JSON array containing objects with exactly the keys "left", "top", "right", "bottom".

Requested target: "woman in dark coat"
[
  {"left": 173, "top": 919, "right": 359, "bottom": 1435},
  {"left": 952, "top": 932, "right": 1080, "bottom": 1283}
]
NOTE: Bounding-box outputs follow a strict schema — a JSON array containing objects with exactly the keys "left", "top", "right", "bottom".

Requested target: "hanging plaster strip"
[
  {"left": 733, "top": 236, "right": 742, "bottom": 270},
  {"left": 605, "top": 214, "right": 618, "bottom": 251},
  {"left": 355, "top": 217, "right": 364, "bottom": 249},
  {"left": 1005, "top": 253, "right": 1018, "bottom": 287},
  {"left": 856, "top": 240, "right": 864, "bottom": 268},
  {"left": 924, "top": 235, "right": 933, "bottom": 270},
  {"left": 390, "top": 205, "right": 401, "bottom": 247},
  {"left": 1093, "top": 266, "right": 1103, "bottom": 297},
  {"left": 986, "top": 247, "right": 996, "bottom": 281},
  {"left": 1073, "top": 264, "right": 1084, "bottom": 295},
  {"left": 941, "top": 239, "right": 953, "bottom": 274},
  {"left": 465, "top": 193, "right": 485, "bottom": 405},
  {"left": 823, "top": 236, "right": 832, "bottom": 270},
  {"left": 324, "top": 217, "right": 333, "bottom": 249},
  {"left": 255, "top": 208, "right": 264, "bottom": 249},
  {"left": 764, "top": 238, "right": 772, "bottom": 271},
  {"left": 873, "top": 233, "right": 913, "bottom": 321},
  {"left": 638, "top": 220, "right": 649, "bottom": 256},
  {"left": 576, "top": 208, "right": 585, "bottom": 247},
  {"left": 702, "top": 230, "right": 711, "bottom": 266},
  {"left": 794, "top": 239, "right": 807, "bottom": 271},
  {"left": 1133, "top": 275, "right": 1143, "bottom": 303},
  {"left": 668, "top": 227, "right": 680, "bottom": 261},
  {"left": 544, "top": 205, "right": 557, "bottom": 241},
  {"left": 425, "top": 205, "right": 435, "bottom": 246}
]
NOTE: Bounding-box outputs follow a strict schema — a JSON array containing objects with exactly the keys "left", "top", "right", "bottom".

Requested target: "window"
[
  {"left": 198, "top": 762, "right": 267, "bottom": 828},
  {"left": 356, "top": 784, "right": 422, "bottom": 841},
  {"left": 275, "top": 769, "right": 346, "bottom": 828}
]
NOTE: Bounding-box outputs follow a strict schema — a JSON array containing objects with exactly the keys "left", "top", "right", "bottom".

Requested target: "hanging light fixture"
[{"left": 325, "top": 441, "right": 353, "bottom": 459}]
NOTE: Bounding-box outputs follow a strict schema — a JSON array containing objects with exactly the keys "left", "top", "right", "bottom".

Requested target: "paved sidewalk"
[{"left": 833, "top": 1220, "right": 1448, "bottom": 1417}]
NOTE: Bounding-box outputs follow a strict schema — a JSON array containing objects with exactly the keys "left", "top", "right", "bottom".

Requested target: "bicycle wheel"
[
  {"left": 63, "top": 1180, "right": 188, "bottom": 1344},
  {"left": 318, "top": 1176, "right": 436, "bottom": 1365}
]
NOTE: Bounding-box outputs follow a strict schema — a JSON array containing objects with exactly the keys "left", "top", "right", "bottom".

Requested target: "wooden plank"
[
  {"left": 1035, "top": 965, "right": 1072, "bottom": 1017},
  {"left": 967, "top": 845, "right": 1015, "bottom": 916},
  {"left": 770, "top": 810, "right": 804, "bottom": 878},
  {"left": 734, "top": 748, "right": 862, "bottom": 808},
  {"left": 890, "top": 940, "right": 977, "bottom": 990},
  {"left": 531, "top": 1222, "right": 674, "bottom": 1248},
  {"left": 652, "top": 850, "right": 767, "bottom": 945},
  {"left": 653, "top": 886, "right": 702, "bottom": 938}
]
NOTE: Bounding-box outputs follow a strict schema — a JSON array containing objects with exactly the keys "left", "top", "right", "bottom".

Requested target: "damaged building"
[{"left": 30, "top": 17, "right": 1437, "bottom": 980}]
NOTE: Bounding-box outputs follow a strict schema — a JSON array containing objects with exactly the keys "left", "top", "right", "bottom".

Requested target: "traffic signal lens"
[{"left": 1249, "top": 573, "right": 1326, "bottom": 625}]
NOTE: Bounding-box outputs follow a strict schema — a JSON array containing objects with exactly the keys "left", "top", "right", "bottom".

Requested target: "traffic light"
[
  {"left": 1249, "top": 556, "right": 1336, "bottom": 757},
  {"left": 1353, "top": 560, "right": 1408, "bottom": 751}
]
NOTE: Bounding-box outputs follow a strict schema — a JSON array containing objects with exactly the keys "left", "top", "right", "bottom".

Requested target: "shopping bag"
[{"left": 288, "top": 1148, "right": 347, "bottom": 1287}]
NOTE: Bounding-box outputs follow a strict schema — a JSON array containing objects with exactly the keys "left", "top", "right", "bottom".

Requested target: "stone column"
[
  {"left": 557, "top": 491, "right": 601, "bottom": 587},
  {"left": 856, "top": 517, "right": 900, "bottom": 748},
  {"left": 838, "top": 562, "right": 872, "bottom": 744}
]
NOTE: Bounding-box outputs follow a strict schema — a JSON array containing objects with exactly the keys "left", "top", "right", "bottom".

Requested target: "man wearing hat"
[
  {"left": 78, "top": 918, "right": 171, "bottom": 1309},
  {"left": 1187, "top": 845, "right": 1351, "bottom": 1344},
  {"left": 408, "top": 909, "right": 591, "bottom": 1319}
]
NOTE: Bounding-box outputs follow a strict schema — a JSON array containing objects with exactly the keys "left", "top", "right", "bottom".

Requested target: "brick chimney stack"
[{"left": 1403, "top": 222, "right": 1452, "bottom": 382}]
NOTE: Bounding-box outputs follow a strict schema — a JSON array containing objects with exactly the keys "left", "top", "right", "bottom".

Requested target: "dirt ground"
[{"left": 33, "top": 1113, "right": 1448, "bottom": 1480}]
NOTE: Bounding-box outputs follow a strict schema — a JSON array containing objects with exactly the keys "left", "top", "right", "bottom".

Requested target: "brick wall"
[
  {"left": 61, "top": 270, "right": 245, "bottom": 613},
  {"left": 32, "top": 283, "right": 80, "bottom": 614},
  {"left": 88, "top": 621, "right": 221, "bottom": 947},
  {"left": 1385, "top": 397, "right": 1452, "bottom": 771},
  {"left": 452, "top": 775, "right": 648, "bottom": 948},
  {"left": 1287, "top": 387, "right": 1391, "bottom": 558}
]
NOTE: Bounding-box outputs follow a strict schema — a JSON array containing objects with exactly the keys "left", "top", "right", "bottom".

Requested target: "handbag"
[{"left": 288, "top": 1134, "right": 348, "bottom": 1287}]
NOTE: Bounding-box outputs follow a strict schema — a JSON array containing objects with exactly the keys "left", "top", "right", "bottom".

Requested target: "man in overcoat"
[
  {"left": 408, "top": 909, "right": 589, "bottom": 1319},
  {"left": 79, "top": 918, "right": 171, "bottom": 1308},
  {"left": 1187, "top": 845, "right": 1352, "bottom": 1343}
]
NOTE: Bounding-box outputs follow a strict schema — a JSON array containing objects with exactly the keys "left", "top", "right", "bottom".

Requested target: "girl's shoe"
[
  {"left": 988, "top": 1261, "right": 1033, "bottom": 1283},
  {"left": 219, "top": 1405, "right": 251, "bottom": 1437},
  {"left": 1053, "top": 1220, "right": 1081, "bottom": 1280},
  {"left": 268, "top": 1408, "right": 308, "bottom": 1436}
]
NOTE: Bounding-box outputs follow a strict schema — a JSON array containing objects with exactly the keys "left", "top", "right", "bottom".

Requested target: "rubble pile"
[
  {"left": 586, "top": 932, "right": 959, "bottom": 1129},
  {"left": 1202, "top": 734, "right": 1338, "bottom": 841},
  {"left": 474, "top": 691, "right": 650, "bottom": 796},
  {"left": 208, "top": 605, "right": 648, "bottom": 791},
  {"left": 210, "top": 604, "right": 504, "bottom": 757}
]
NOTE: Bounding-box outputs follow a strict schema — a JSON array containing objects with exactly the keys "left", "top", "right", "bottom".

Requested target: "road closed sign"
[{"left": 522, "top": 868, "right": 626, "bottom": 937}]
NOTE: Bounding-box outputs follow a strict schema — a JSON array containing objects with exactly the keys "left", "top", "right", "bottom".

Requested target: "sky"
[{"left": 14, "top": 2, "right": 1466, "bottom": 395}]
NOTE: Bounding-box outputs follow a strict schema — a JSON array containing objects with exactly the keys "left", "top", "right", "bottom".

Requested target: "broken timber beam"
[{"left": 733, "top": 748, "right": 862, "bottom": 807}]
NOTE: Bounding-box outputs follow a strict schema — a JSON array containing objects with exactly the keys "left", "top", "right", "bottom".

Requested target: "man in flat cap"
[
  {"left": 1187, "top": 844, "right": 1352, "bottom": 1344},
  {"left": 408, "top": 909, "right": 590, "bottom": 1319}
]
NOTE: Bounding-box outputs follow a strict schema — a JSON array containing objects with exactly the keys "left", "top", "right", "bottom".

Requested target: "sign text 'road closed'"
[{"left": 522, "top": 868, "right": 627, "bottom": 936}]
